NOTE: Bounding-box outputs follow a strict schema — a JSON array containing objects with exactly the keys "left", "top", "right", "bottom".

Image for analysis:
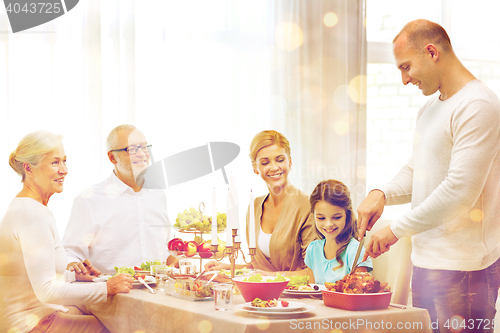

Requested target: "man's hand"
[
  {"left": 67, "top": 259, "right": 101, "bottom": 282},
  {"left": 106, "top": 273, "right": 133, "bottom": 295},
  {"left": 363, "top": 226, "right": 398, "bottom": 261},
  {"left": 357, "top": 190, "right": 386, "bottom": 240}
]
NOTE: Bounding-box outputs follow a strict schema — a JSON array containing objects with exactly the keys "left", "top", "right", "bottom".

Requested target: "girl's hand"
[{"left": 106, "top": 273, "right": 133, "bottom": 295}]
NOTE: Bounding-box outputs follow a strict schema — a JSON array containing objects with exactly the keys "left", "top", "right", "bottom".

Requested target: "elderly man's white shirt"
[{"left": 62, "top": 172, "right": 170, "bottom": 273}]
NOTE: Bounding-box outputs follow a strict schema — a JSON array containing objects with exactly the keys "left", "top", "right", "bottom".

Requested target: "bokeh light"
[
  {"left": 333, "top": 84, "right": 358, "bottom": 110},
  {"left": 255, "top": 316, "right": 271, "bottom": 330},
  {"left": 412, "top": 131, "right": 422, "bottom": 146},
  {"left": 104, "top": 183, "right": 120, "bottom": 198},
  {"left": 198, "top": 320, "right": 212, "bottom": 333},
  {"left": 82, "top": 233, "right": 94, "bottom": 247},
  {"left": 449, "top": 315, "right": 465, "bottom": 333},
  {"left": 334, "top": 119, "right": 349, "bottom": 136},
  {"left": 414, "top": 168, "right": 428, "bottom": 182},
  {"left": 275, "top": 22, "right": 304, "bottom": 51},
  {"left": 470, "top": 209, "right": 483, "bottom": 222},
  {"left": 81, "top": 187, "right": 94, "bottom": 198},
  {"left": 323, "top": 12, "right": 339, "bottom": 27},
  {"left": 349, "top": 75, "right": 367, "bottom": 105},
  {"left": 25, "top": 314, "right": 40, "bottom": 328},
  {"left": 0, "top": 253, "right": 10, "bottom": 268},
  {"left": 7, "top": 327, "right": 21, "bottom": 333}
]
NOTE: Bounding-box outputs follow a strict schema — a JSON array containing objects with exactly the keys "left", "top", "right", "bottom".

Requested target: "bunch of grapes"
[{"left": 174, "top": 207, "right": 227, "bottom": 233}]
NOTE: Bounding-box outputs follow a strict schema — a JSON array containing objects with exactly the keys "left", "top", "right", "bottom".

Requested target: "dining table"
[{"left": 88, "top": 283, "right": 433, "bottom": 333}]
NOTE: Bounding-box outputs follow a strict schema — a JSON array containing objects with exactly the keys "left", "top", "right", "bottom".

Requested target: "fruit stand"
[{"left": 168, "top": 204, "right": 228, "bottom": 272}]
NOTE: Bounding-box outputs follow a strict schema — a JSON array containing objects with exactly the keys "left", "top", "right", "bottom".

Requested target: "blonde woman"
[
  {"left": 205, "top": 130, "right": 317, "bottom": 273},
  {"left": 0, "top": 130, "right": 133, "bottom": 333}
]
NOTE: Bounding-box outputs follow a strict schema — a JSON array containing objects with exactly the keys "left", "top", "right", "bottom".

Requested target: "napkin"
[{"left": 92, "top": 275, "right": 112, "bottom": 282}]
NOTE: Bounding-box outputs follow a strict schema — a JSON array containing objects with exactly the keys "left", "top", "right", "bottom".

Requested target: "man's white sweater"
[{"left": 381, "top": 80, "right": 500, "bottom": 271}]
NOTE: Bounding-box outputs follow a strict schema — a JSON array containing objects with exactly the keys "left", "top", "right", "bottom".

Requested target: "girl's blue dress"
[{"left": 304, "top": 237, "right": 373, "bottom": 284}]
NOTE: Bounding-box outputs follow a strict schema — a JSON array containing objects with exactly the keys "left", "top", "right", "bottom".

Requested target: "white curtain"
[{"left": 0, "top": 0, "right": 366, "bottom": 238}]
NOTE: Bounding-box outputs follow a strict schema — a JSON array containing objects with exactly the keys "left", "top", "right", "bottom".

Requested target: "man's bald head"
[{"left": 393, "top": 19, "right": 452, "bottom": 54}]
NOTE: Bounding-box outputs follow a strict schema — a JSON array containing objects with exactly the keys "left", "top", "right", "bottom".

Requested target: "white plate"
[
  {"left": 133, "top": 275, "right": 156, "bottom": 286},
  {"left": 282, "top": 284, "right": 324, "bottom": 295},
  {"left": 235, "top": 303, "right": 316, "bottom": 315},
  {"left": 92, "top": 275, "right": 156, "bottom": 285},
  {"left": 242, "top": 301, "right": 307, "bottom": 312}
]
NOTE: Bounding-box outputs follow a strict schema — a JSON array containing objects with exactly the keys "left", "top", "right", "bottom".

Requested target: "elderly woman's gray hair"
[{"left": 9, "top": 130, "right": 64, "bottom": 181}]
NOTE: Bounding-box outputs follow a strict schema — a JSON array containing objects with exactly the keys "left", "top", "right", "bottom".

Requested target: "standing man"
[
  {"left": 357, "top": 20, "right": 500, "bottom": 332},
  {"left": 63, "top": 124, "right": 177, "bottom": 274}
]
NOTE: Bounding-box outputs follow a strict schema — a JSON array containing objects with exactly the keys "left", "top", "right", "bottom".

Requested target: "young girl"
[{"left": 304, "top": 179, "right": 372, "bottom": 284}]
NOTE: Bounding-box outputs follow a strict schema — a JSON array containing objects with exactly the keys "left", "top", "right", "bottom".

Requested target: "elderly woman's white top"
[{"left": 0, "top": 197, "right": 107, "bottom": 333}]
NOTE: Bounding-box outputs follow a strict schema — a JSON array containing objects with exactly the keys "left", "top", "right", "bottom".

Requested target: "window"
[{"left": 366, "top": 0, "right": 500, "bottom": 219}]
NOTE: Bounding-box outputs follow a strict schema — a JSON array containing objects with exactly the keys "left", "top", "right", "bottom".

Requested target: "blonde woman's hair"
[
  {"left": 106, "top": 124, "right": 137, "bottom": 152},
  {"left": 9, "top": 130, "right": 64, "bottom": 181},
  {"left": 249, "top": 130, "right": 291, "bottom": 167}
]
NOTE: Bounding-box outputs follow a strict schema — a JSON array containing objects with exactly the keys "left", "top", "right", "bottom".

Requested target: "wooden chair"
[{"left": 366, "top": 219, "right": 413, "bottom": 305}]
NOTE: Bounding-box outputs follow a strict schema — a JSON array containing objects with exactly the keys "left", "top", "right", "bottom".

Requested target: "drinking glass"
[
  {"left": 179, "top": 259, "right": 194, "bottom": 275},
  {"left": 213, "top": 283, "right": 233, "bottom": 311}
]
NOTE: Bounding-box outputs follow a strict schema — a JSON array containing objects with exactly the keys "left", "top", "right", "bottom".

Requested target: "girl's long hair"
[{"left": 309, "top": 179, "right": 358, "bottom": 270}]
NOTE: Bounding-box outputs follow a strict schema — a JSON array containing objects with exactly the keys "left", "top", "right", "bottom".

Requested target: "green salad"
[
  {"left": 243, "top": 273, "right": 287, "bottom": 282},
  {"left": 113, "top": 266, "right": 135, "bottom": 276},
  {"left": 139, "top": 260, "right": 161, "bottom": 271},
  {"left": 287, "top": 275, "right": 309, "bottom": 288}
]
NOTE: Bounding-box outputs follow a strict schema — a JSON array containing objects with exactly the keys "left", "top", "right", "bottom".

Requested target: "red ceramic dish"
[
  {"left": 321, "top": 290, "right": 392, "bottom": 311},
  {"left": 232, "top": 276, "right": 289, "bottom": 302}
]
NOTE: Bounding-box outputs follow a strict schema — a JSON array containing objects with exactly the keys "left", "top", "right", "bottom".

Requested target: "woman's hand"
[
  {"left": 257, "top": 270, "right": 277, "bottom": 276},
  {"left": 67, "top": 259, "right": 101, "bottom": 282},
  {"left": 106, "top": 273, "right": 134, "bottom": 295},
  {"left": 203, "top": 261, "right": 230, "bottom": 272}
]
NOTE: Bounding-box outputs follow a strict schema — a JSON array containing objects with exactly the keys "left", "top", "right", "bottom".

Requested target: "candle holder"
[{"left": 210, "top": 229, "right": 256, "bottom": 280}]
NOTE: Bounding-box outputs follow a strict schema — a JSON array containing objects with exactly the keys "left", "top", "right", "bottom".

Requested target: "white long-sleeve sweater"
[
  {"left": 381, "top": 80, "right": 500, "bottom": 271},
  {"left": 0, "top": 197, "right": 107, "bottom": 333}
]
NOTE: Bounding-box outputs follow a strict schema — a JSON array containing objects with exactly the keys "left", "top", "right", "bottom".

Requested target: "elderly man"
[
  {"left": 357, "top": 20, "right": 500, "bottom": 333},
  {"left": 63, "top": 124, "right": 176, "bottom": 274}
]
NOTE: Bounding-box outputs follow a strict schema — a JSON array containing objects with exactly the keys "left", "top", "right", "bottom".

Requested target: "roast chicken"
[{"left": 325, "top": 272, "right": 391, "bottom": 294}]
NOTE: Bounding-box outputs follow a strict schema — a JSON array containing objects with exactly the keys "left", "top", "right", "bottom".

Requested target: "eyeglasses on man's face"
[{"left": 110, "top": 144, "right": 152, "bottom": 155}]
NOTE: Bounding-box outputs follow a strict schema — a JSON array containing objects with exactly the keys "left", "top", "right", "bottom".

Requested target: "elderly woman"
[
  {"left": 205, "top": 130, "right": 317, "bottom": 273},
  {"left": 0, "top": 130, "right": 133, "bottom": 333}
]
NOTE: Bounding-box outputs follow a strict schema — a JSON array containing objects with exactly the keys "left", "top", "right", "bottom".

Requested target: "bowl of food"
[
  {"left": 165, "top": 276, "right": 215, "bottom": 300},
  {"left": 322, "top": 272, "right": 392, "bottom": 311},
  {"left": 233, "top": 274, "right": 289, "bottom": 302}
]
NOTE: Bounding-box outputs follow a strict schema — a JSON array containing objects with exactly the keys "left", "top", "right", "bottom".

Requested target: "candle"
[
  {"left": 231, "top": 173, "right": 239, "bottom": 235},
  {"left": 226, "top": 187, "right": 233, "bottom": 247},
  {"left": 249, "top": 190, "right": 256, "bottom": 248},
  {"left": 212, "top": 187, "right": 218, "bottom": 246}
]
